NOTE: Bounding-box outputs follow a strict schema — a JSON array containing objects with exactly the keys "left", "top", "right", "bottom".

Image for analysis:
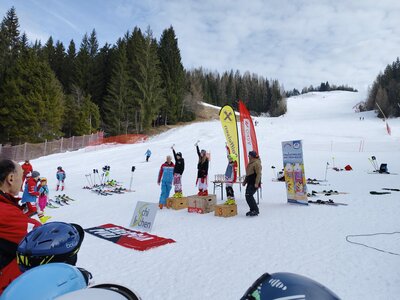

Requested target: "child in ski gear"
[
  {"left": 196, "top": 144, "right": 209, "bottom": 196},
  {"left": 171, "top": 146, "right": 185, "bottom": 197},
  {"left": 157, "top": 156, "right": 174, "bottom": 209},
  {"left": 243, "top": 151, "right": 262, "bottom": 216},
  {"left": 224, "top": 145, "right": 238, "bottom": 205},
  {"left": 37, "top": 178, "right": 50, "bottom": 223},
  {"left": 56, "top": 166, "right": 66, "bottom": 191},
  {"left": 0, "top": 159, "right": 41, "bottom": 294},
  {"left": 21, "top": 170, "right": 40, "bottom": 216},
  {"left": 21, "top": 160, "right": 32, "bottom": 184},
  {"left": 145, "top": 149, "right": 152, "bottom": 162}
]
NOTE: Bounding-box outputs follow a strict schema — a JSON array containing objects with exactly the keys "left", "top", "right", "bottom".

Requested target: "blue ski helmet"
[
  {"left": 241, "top": 272, "right": 340, "bottom": 300},
  {"left": 56, "top": 284, "right": 140, "bottom": 300},
  {"left": 17, "top": 222, "right": 84, "bottom": 272},
  {"left": 1, "top": 263, "right": 89, "bottom": 300}
]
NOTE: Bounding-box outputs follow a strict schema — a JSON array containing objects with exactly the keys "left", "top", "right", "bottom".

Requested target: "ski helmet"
[
  {"left": 176, "top": 152, "right": 182, "bottom": 157},
  {"left": 57, "top": 166, "right": 62, "bottom": 170},
  {"left": 56, "top": 284, "right": 141, "bottom": 300},
  {"left": 1, "top": 263, "right": 89, "bottom": 300},
  {"left": 17, "top": 222, "right": 84, "bottom": 272},
  {"left": 40, "top": 177, "right": 47, "bottom": 183},
  {"left": 241, "top": 272, "right": 340, "bottom": 300}
]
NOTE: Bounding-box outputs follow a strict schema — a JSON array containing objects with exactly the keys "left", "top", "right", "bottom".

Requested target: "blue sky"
[{"left": 1, "top": 0, "right": 400, "bottom": 95}]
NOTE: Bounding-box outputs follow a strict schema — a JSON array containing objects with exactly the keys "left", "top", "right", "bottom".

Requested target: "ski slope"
[{"left": 30, "top": 91, "right": 400, "bottom": 299}]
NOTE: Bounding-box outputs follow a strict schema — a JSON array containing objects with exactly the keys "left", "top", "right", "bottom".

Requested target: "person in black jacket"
[
  {"left": 171, "top": 146, "right": 185, "bottom": 198},
  {"left": 195, "top": 142, "right": 209, "bottom": 196}
]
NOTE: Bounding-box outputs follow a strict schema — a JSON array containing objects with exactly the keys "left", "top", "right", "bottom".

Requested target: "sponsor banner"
[
  {"left": 130, "top": 201, "right": 158, "bottom": 232},
  {"left": 239, "top": 100, "right": 259, "bottom": 168},
  {"left": 282, "top": 140, "right": 308, "bottom": 205},
  {"left": 84, "top": 223, "right": 175, "bottom": 251},
  {"left": 219, "top": 105, "right": 240, "bottom": 175}
]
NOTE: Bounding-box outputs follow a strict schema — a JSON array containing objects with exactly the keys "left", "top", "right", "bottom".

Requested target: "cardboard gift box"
[
  {"left": 166, "top": 197, "right": 188, "bottom": 210},
  {"left": 214, "top": 204, "right": 237, "bottom": 217},
  {"left": 187, "top": 195, "right": 216, "bottom": 214}
]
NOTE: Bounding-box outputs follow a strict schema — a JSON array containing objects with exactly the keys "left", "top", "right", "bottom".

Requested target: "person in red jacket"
[
  {"left": 20, "top": 160, "right": 33, "bottom": 183},
  {"left": 0, "top": 159, "right": 41, "bottom": 295}
]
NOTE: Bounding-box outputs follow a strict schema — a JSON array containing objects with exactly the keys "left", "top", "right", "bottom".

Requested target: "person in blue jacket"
[
  {"left": 157, "top": 156, "right": 174, "bottom": 209},
  {"left": 145, "top": 149, "right": 152, "bottom": 162},
  {"left": 56, "top": 166, "right": 66, "bottom": 191}
]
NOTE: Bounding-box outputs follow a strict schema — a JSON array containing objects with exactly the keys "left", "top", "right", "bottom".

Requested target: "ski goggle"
[{"left": 16, "top": 247, "right": 80, "bottom": 272}]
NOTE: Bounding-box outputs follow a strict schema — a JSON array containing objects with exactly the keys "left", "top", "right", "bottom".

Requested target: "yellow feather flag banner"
[{"left": 219, "top": 105, "right": 240, "bottom": 175}]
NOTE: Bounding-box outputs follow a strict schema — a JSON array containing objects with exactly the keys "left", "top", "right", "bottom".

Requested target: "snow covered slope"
[{"left": 30, "top": 91, "right": 400, "bottom": 299}]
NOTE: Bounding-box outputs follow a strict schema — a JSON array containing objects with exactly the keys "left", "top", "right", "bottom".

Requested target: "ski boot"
[
  {"left": 224, "top": 198, "right": 236, "bottom": 205},
  {"left": 246, "top": 210, "right": 259, "bottom": 217},
  {"left": 197, "top": 189, "right": 203, "bottom": 196},
  {"left": 200, "top": 190, "right": 208, "bottom": 196},
  {"left": 159, "top": 204, "right": 164, "bottom": 209},
  {"left": 39, "top": 215, "right": 52, "bottom": 224}
]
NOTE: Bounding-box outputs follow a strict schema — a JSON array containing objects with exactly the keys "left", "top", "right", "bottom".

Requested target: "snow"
[{"left": 29, "top": 91, "right": 400, "bottom": 299}]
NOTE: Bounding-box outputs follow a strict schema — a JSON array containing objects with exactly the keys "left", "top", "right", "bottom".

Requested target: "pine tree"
[
  {"left": 0, "top": 6, "right": 20, "bottom": 83},
  {"left": 134, "top": 27, "right": 165, "bottom": 130},
  {"left": 64, "top": 39, "right": 77, "bottom": 94},
  {"left": 103, "top": 41, "right": 133, "bottom": 135},
  {"left": 158, "top": 26, "right": 185, "bottom": 123},
  {"left": 0, "top": 50, "right": 64, "bottom": 144},
  {"left": 75, "top": 33, "right": 91, "bottom": 93}
]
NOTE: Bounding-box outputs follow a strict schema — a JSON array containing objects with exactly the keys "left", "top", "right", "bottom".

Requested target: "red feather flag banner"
[{"left": 238, "top": 100, "right": 259, "bottom": 168}]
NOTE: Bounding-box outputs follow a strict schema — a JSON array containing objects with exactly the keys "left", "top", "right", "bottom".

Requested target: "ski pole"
[
  {"left": 271, "top": 166, "right": 277, "bottom": 179},
  {"left": 93, "top": 169, "right": 97, "bottom": 186},
  {"left": 85, "top": 174, "right": 92, "bottom": 188},
  {"left": 129, "top": 166, "right": 136, "bottom": 191},
  {"left": 324, "top": 162, "right": 329, "bottom": 181}
]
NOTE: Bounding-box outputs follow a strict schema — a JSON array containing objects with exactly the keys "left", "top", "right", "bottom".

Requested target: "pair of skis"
[
  {"left": 308, "top": 199, "right": 348, "bottom": 206},
  {"left": 370, "top": 188, "right": 400, "bottom": 195}
]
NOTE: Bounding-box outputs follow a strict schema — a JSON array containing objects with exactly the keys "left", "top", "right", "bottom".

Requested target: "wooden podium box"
[
  {"left": 166, "top": 197, "right": 188, "bottom": 210},
  {"left": 187, "top": 195, "right": 216, "bottom": 214},
  {"left": 214, "top": 204, "right": 237, "bottom": 217}
]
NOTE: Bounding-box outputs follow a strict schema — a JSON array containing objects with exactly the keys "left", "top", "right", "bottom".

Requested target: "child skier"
[
  {"left": 171, "top": 146, "right": 185, "bottom": 198},
  {"left": 157, "top": 156, "right": 175, "bottom": 209},
  {"left": 195, "top": 142, "right": 209, "bottom": 196},
  {"left": 145, "top": 149, "right": 152, "bottom": 162},
  {"left": 21, "top": 171, "right": 50, "bottom": 222},
  {"left": 38, "top": 178, "right": 50, "bottom": 218},
  {"left": 224, "top": 144, "right": 238, "bottom": 205},
  {"left": 56, "top": 166, "right": 66, "bottom": 191}
]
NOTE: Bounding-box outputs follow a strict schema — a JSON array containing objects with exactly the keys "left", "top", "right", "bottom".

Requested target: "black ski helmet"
[
  {"left": 176, "top": 152, "right": 182, "bottom": 157},
  {"left": 17, "top": 222, "right": 85, "bottom": 272},
  {"left": 241, "top": 272, "right": 340, "bottom": 300}
]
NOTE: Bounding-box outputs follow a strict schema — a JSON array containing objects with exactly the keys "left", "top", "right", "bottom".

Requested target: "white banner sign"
[{"left": 129, "top": 201, "right": 158, "bottom": 232}]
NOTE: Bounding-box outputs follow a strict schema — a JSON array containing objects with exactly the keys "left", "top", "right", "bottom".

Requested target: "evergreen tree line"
[
  {"left": 0, "top": 7, "right": 191, "bottom": 144},
  {"left": 366, "top": 57, "right": 400, "bottom": 118},
  {"left": 186, "top": 69, "right": 287, "bottom": 117},
  {"left": 285, "top": 82, "right": 358, "bottom": 97}
]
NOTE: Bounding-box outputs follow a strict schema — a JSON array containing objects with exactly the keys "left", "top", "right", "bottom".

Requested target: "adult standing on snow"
[
  {"left": 56, "top": 166, "right": 66, "bottom": 191},
  {"left": 171, "top": 146, "right": 185, "bottom": 198},
  {"left": 224, "top": 144, "right": 238, "bottom": 205},
  {"left": 20, "top": 160, "right": 32, "bottom": 184},
  {"left": 196, "top": 142, "right": 209, "bottom": 196},
  {"left": 242, "top": 151, "right": 262, "bottom": 216},
  {"left": 157, "top": 156, "right": 175, "bottom": 209},
  {"left": 0, "top": 159, "right": 41, "bottom": 294}
]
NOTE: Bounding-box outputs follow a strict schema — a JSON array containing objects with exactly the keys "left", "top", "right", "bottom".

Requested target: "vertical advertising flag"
[
  {"left": 219, "top": 105, "right": 240, "bottom": 175},
  {"left": 282, "top": 140, "right": 308, "bottom": 205},
  {"left": 239, "top": 100, "right": 259, "bottom": 168}
]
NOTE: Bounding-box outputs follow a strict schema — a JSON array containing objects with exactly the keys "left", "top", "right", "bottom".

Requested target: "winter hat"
[
  {"left": 201, "top": 149, "right": 206, "bottom": 155},
  {"left": 248, "top": 151, "right": 258, "bottom": 158},
  {"left": 31, "top": 171, "right": 40, "bottom": 178}
]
